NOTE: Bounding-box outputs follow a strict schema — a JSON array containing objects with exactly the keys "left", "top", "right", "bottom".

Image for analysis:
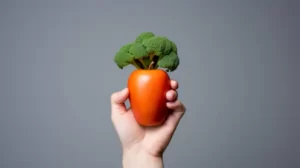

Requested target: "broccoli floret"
[
  {"left": 129, "top": 43, "right": 148, "bottom": 59},
  {"left": 142, "top": 36, "right": 167, "bottom": 56},
  {"left": 157, "top": 52, "right": 179, "bottom": 72},
  {"left": 120, "top": 43, "right": 133, "bottom": 52},
  {"left": 113, "top": 32, "right": 179, "bottom": 72},
  {"left": 170, "top": 41, "right": 177, "bottom": 54},
  {"left": 163, "top": 38, "right": 172, "bottom": 55},
  {"left": 114, "top": 51, "right": 134, "bottom": 69},
  {"left": 135, "top": 32, "right": 155, "bottom": 43}
]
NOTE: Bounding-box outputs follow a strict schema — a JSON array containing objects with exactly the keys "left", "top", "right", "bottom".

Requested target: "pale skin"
[{"left": 111, "top": 80, "right": 186, "bottom": 168}]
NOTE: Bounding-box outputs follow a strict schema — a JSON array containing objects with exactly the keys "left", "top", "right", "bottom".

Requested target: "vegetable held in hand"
[{"left": 114, "top": 32, "right": 180, "bottom": 126}]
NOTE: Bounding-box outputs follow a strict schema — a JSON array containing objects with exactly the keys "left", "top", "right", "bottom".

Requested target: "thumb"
[{"left": 110, "top": 88, "right": 129, "bottom": 114}]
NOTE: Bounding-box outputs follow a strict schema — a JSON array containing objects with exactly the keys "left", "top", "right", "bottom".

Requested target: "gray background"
[{"left": 0, "top": 0, "right": 299, "bottom": 167}]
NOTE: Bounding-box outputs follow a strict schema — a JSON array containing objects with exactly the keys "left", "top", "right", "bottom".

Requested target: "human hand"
[{"left": 111, "top": 80, "right": 186, "bottom": 167}]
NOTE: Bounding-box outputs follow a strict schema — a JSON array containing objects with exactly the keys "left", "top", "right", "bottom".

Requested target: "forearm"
[{"left": 122, "top": 150, "right": 163, "bottom": 168}]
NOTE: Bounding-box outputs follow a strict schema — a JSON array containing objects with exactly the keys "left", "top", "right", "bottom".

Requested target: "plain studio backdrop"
[{"left": 0, "top": 0, "right": 299, "bottom": 168}]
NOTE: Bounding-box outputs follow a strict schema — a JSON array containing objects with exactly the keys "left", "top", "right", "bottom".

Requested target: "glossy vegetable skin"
[{"left": 128, "top": 69, "right": 171, "bottom": 126}]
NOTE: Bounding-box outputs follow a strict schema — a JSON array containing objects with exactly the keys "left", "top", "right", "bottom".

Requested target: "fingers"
[
  {"left": 170, "top": 80, "right": 178, "bottom": 90},
  {"left": 167, "top": 100, "right": 186, "bottom": 116},
  {"left": 167, "top": 80, "right": 179, "bottom": 102},
  {"left": 111, "top": 88, "right": 129, "bottom": 114},
  {"left": 166, "top": 90, "right": 177, "bottom": 102},
  {"left": 165, "top": 100, "right": 186, "bottom": 127}
]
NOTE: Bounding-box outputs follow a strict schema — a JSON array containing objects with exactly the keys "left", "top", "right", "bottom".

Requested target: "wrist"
[{"left": 122, "top": 148, "right": 163, "bottom": 168}]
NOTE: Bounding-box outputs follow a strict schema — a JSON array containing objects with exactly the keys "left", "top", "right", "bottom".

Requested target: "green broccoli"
[{"left": 113, "top": 32, "right": 179, "bottom": 72}]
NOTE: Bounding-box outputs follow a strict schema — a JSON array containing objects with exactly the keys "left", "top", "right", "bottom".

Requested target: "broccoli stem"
[
  {"left": 149, "top": 53, "right": 155, "bottom": 60},
  {"left": 131, "top": 61, "right": 141, "bottom": 69},
  {"left": 138, "top": 58, "right": 147, "bottom": 69},
  {"left": 147, "top": 55, "right": 159, "bottom": 70},
  {"left": 134, "top": 60, "right": 144, "bottom": 69},
  {"left": 148, "top": 61, "right": 155, "bottom": 70},
  {"left": 131, "top": 55, "right": 159, "bottom": 70}
]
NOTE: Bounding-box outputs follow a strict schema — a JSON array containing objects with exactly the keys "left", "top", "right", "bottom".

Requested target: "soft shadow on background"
[{"left": 0, "top": 0, "right": 299, "bottom": 168}]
